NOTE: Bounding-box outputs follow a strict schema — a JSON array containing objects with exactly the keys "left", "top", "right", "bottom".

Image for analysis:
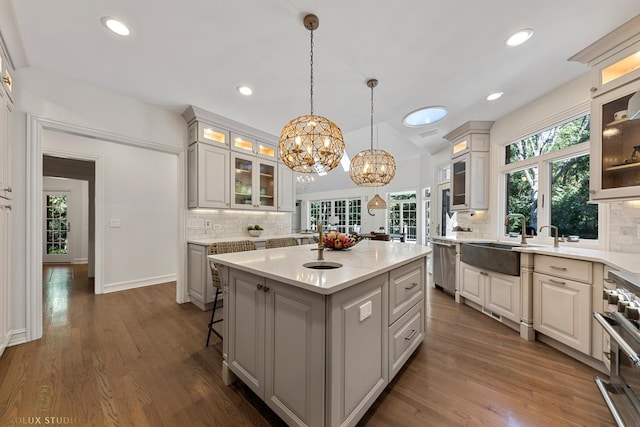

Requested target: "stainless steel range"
[{"left": 595, "top": 270, "right": 640, "bottom": 427}]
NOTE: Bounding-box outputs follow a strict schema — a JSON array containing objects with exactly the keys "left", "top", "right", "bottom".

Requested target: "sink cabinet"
[
  {"left": 459, "top": 262, "right": 521, "bottom": 324},
  {"left": 220, "top": 256, "right": 426, "bottom": 427}
]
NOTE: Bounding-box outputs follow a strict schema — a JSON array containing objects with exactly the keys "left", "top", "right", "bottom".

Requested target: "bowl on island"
[{"left": 321, "top": 232, "right": 362, "bottom": 250}]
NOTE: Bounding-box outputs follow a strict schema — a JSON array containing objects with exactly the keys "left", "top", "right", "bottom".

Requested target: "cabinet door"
[
  {"left": 277, "top": 165, "right": 295, "bottom": 212},
  {"left": 484, "top": 271, "right": 520, "bottom": 323},
  {"left": 533, "top": 272, "right": 591, "bottom": 354},
  {"left": 0, "top": 201, "right": 11, "bottom": 357},
  {"left": 189, "top": 121, "right": 228, "bottom": 146},
  {"left": 328, "top": 274, "right": 388, "bottom": 427},
  {"left": 0, "top": 90, "right": 10, "bottom": 200},
  {"left": 198, "top": 144, "right": 230, "bottom": 208},
  {"left": 187, "top": 244, "right": 214, "bottom": 310},
  {"left": 469, "top": 151, "right": 489, "bottom": 209},
  {"left": 590, "top": 79, "right": 640, "bottom": 201},
  {"left": 450, "top": 154, "right": 468, "bottom": 210},
  {"left": 227, "top": 269, "right": 266, "bottom": 397},
  {"left": 187, "top": 145, "right": 198, "bottom": 208},
  {"left": 257, "top": 159, "right": 276, "bottom": 211},
  {"left": 264, "top": 280, "right": 325, "bottom": 427},
  {"left": 459, "top": 262, "right": 483, "bottom": 305}
]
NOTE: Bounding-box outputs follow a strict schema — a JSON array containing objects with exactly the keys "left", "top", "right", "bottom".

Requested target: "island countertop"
[{"left": 208, "top": 240, "right": 431, "bottom": 295}]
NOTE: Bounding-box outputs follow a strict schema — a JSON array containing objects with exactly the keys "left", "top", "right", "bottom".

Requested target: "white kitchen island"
[{"left": 209, "top": 240, "right": 431, "bottom": 427}]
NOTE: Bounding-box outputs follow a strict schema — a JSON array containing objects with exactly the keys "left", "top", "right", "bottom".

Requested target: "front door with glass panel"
[{"left": 43, "top": 192, "right": 71, "bottom": 263}]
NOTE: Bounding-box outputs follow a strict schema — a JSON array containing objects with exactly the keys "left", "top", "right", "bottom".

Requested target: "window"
[
  {"left": 389, "top": 191, "right": 417, "bottom": 241},
  {"left": 309, "top": 198, "right": 361, "bottom": 233},
  {"left": 502, "top": 113, "right": 598, "bottom": 240}
]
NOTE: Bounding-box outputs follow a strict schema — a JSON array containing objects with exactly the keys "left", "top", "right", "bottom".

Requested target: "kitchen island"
[{"left": 209, "top": 240, "right": 431, "bottom": 427}]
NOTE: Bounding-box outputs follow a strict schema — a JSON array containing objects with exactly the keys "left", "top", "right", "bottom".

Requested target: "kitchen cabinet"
[
  {"left": 533, "top": 255, "right": 592, "bottom": 355},
  {"left": 444, "top": 121, "right": 492, "bottom": 211},
  {"left": 218, "top": 247, "right": 428, "bottom": 427},
  {"left": 0, "top": 200, "right": 11, "bottom": 357},
  {"left": 187, "top": 243, "right": 216, "bottom": 310},
  {"left": 227, "top": 268, "right": 325, "bottom": 427},
  {"left": 568, "top": 19, "right": 640, "bottom": 201},
  {"left": 231, "top": 152, "right": 277, "bottom": 211},
  {"left": 589, "top": 79, "right": 640, "bottom": 201},
  {"left": 187, "top": 143, "right": 230, "bottom": 209},
  {"left": 230, "top": 132, "right": 278, "bottom": 161},
  {"left": 0, "top": 41, "right": 13, "bottom": 358},
  {"left": 277, "top": 165, "right": 295, "bottom": 212},
  {"left": 459, "top": 261, "right": 521, "bottom": 324},
  {"left": 188, "top": 120, "right": 229, "bottom": 147}
]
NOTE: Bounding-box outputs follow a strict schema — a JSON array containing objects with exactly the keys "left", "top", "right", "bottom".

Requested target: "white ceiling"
[{"left": 6, "top": 0, "right": 640, "bottom": 191}]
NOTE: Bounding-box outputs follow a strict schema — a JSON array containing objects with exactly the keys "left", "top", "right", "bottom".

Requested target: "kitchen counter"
[
  {"left": 188, "top": 232, "right": 315, "bottom": 246},
  {"left": 209, "top": 240, "right": 431, "bottom": 295},
  {"left": 432, "top": 236, "right": 640, "bottom": 274}
]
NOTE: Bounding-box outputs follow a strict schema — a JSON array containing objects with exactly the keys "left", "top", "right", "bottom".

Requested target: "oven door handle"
[
  {"left": 594, "top": 312, "right": 640, "bottom": 368},
  {"left": 594, "top": 376, "right": 626, "bottom": 427}
]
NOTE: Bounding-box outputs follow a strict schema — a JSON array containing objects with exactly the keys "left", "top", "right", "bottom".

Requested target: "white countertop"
[
  {"left": 188, "top": 233, "right": 316, "bottom": 246},
  {"left": 432, "top": 236, "right": 640, "bottom": 274},
  {"left": 208, "top": 240, "right": 432, "bottom": 295}
]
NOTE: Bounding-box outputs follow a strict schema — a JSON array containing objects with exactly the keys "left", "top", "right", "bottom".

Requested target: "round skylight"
[
  {"left": 236, "top": 85, "right": 253, "bottom": 96},
  {"left": 506, "top": 29, "right": 533, "bottom": 47},
  {"left": 402, "top": 106, "right": 448, "bottom": 127},
  {"left": 101, "top": 17, "right": 130, "bottom": 36}
]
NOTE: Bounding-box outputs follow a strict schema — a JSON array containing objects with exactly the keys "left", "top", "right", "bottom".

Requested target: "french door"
[{"left": 43, "top": 191, "right": 71, "bottom": 263}]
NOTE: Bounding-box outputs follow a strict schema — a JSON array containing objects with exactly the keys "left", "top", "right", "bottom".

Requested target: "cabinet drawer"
[
  {"left": 534, "top": 254, "right": 592, "bottom": 283},
  {"left": 389, "top": 259, "right": 424, "bottom": 324},
  {"left": 389, "top": 301, "right": 423, "bottom": 379}
]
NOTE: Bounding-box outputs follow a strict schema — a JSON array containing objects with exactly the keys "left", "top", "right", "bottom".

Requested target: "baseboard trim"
[
  {"left": 71, "top": 258, "right": 88, "bottom": 264},
  {"left": 102, "top": 274, "right": 177, "bottom": 294},
  {"left": 8, "top": 328, "right": 28, "bottom": 346}
]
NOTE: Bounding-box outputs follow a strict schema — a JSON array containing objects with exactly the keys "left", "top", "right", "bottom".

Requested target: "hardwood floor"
[{"left": 0, "top": 264, "right": 614, "bottom": 426}]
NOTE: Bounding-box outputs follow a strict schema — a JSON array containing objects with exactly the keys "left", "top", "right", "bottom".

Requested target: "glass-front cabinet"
[
  {"left": 231, "top": 153, "right": 276, "bottom": 210},
  {"left": 451, "top": 155, "right": 468, "bottom": 209},
  {"left": 230, "top": 132, "right": 277, "bottom": 161},
  {"left": 590, "top": 79, "right": 640, "bottom": 201}
]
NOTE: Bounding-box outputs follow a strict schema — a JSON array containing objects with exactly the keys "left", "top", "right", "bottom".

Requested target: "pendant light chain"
[
  {"left": 370, "top": 83, "right": 374, "bottom": 150},
  {"left": 309, "top": 29, "right": 314, "bottom": 116}
]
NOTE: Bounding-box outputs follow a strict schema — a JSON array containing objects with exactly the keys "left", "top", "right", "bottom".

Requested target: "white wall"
[
  {"left": 43, "top": 130, "right": 178, "bottom": 290},
  {"left": 43, "top": 177, "right": 89, "bottom": 263},
  {"left": 9, "top": 65, "right": 186, "bottom": 343}
]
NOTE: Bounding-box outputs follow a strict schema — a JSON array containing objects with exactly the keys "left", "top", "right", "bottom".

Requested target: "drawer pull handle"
[
  {"left": 550, "top": 266, "right": 567, "bottom": 271},
  {"left": 405, "top": 282, "right": 419, "bottom": 290},
  {"left": 405, "top": 329, "right": 417, "bottom": 341},
  {"left": 549, "top": 279, "right": 566, "bottom": 285}
]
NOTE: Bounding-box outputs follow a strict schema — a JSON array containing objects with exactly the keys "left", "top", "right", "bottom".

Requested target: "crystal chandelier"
[
  {"left": 349, "top": 79, "right": 396, "bottom": 187},
  {"left": 296, "top": 174, "right": 315, "bottom": 192},
  {"left": 279, "top": 14, "right": 345, "bottom": 174}
]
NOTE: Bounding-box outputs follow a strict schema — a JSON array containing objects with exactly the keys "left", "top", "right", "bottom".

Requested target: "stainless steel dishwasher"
[{"left": 431, "top": 239, "right": 456, "bottom": 296}]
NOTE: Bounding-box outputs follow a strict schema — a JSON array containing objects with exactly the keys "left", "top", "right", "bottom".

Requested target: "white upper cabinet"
[
  {"left": 445, "top": 121, "right": 493, "bottom": 211},
  {"left": 230, "top": 132, "right": 277, "bottom": 161},
  {"left": 569, "top": 15, "right": 640, "bottom": 201}
]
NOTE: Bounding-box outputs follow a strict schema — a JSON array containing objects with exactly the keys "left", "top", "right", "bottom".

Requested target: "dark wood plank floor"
[{"left": 0, "top": 264, "right": 614, "bottom": 426}]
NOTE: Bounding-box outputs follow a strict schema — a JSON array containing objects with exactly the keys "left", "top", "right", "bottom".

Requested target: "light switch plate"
[{"left": 359, "top": 301, "right": 372, "bottom": 322}]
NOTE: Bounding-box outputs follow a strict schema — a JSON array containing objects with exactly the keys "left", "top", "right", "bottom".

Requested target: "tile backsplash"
[
  {"left": 187, "top": 210, "right": 292, "bottom": 240},
  {"left": 610, "top": 201, "right": 640, "bottom": 254},
  {"left": 447, "top": 210, "right": 491, "bottom": 239}
]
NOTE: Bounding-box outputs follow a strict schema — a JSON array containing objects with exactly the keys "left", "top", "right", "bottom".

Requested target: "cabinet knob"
[
  {"left": 590, "top": 87, "right": 597, "bottom": 93},
  {"left": 263, "top": 286, "right": 270, "bottom": 293},
  {"left": 257, "top": 284, "right": 263, "bottom": 290}
]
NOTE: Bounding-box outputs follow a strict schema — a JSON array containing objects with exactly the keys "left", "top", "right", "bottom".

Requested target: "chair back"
[
  {"left": 208, "top": 240, "right": 257, "bottom": 288},
  {"left": 265, "top": 237, "right": 300, "bottom": 249}
]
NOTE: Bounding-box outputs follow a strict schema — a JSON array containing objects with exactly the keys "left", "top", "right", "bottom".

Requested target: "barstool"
[{"left": 206, "top": 240, "right": 257, "bottom": 346}]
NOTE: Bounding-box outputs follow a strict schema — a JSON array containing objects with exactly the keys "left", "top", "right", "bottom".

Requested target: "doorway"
[{"left": 436, "top": 182, "right": 451, "bottom": 237}]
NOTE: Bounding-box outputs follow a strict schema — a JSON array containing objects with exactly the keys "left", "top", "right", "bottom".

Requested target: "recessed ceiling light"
[
  {"left": 506, "top": 29, "right": 533, "bottom": 47},
  {"left": 402, "top": 106, "right": 448, "bottom": 127},
  {"left": 101, "top": 17, "right": 130, "bottom": 36},
  {"left": 486, "top": 92, "right": 504, "bottom": 101},
  {"left": 236, "top": 85, "right": 253, "bottom": 96}
]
